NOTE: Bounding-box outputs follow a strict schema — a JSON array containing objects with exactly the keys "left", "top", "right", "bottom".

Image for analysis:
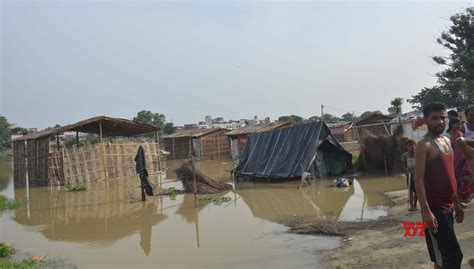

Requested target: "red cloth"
[{"left": 424, "top": 143, "right": 457, "bottom": 210}]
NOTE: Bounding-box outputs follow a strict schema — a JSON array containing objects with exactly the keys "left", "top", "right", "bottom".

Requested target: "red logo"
[{"left": 403, "top": 222, "right": 426, "bottom": 237}]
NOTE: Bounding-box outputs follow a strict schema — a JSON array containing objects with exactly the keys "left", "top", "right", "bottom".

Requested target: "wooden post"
[
  {"left": 217, "top": 135, "right": 221, "bottom": 159},
  {"left": 355, "top": 127, "right": 368, "bottom": 171},
  {"left": 155, "top": 131, "right": 162, "bottom": 189},
  {"left": 56, "top": 134, "right": 60, "bottom": 150},
  {"left": 381, "top": 120, "right": 390, "bottom": 135},
  {"left": 189, "top": 139, "right": 192, "bottom": 159},
  {"left": 192, "top": 156, "right": 197, "bottom": 207},
  {"left": 76, "top": 132, "right": 80, "bottom": 147},
  {"left": 99, "top": 120, "right": 107, "bottom": 180},
  {"left": 195, "top": 207, "right": 200, "bottom": 248},
  {"left": 172, "top": 138, "right": 175, "bottom": 160},
  {"left": 141, "top": 172, "right": 146, "bottom": 202},
  {"left": 99, "top": 120, "right": 103, "bottom": 143},
  {"left": 200, "top": 138, "right": 203, "bottom": 161}
]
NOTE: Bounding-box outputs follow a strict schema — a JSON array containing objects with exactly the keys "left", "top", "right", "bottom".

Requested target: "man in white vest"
[{"left": 461, "top": 106, "right": 474, "bottom": 140}]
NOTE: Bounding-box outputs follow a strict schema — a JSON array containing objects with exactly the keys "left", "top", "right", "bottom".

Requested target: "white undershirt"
[{"left": 464, "top": 123, "right": 474, "bottom": 140}]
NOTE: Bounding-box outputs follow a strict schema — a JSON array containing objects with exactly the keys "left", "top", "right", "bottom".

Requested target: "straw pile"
[
  {"left": 175, "top": 161, "right": 232, "bottom": 194},
  {"left": 354, "top": 124, "right": 409, "bottom": 172}
]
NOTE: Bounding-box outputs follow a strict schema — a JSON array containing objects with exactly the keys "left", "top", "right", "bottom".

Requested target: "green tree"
[
  {"left": 133, "top": 110, "right": 166, "bottom": 128},
  {"left": 163, "top": 122, "right": 177, "bottom": 135},
  {"left": 322, "top": 114, "right": 340, "bottom": 122},
  {"left": 278, "top": 115, "right": 303, "bottom": 123},
  {"left": 388, "top": 97, "right": 404, "bottom": 115},
  {"left": 359, "top": 111, "right": 383, "bottom": 120},
  {"left": 409, "top": 8, "right": 474, "bottom": 109},
  {"left": 341, "top": 112, "right": 357, "bottom": 122},
  {"left": 10, "top": 127, "right": 27, "bottom": 135},
  {"left": 307, "top": 115, "right": 321, "bottom": 121},
  {"left": 0, "top": 116, "right": 11, "bottom": 150}
]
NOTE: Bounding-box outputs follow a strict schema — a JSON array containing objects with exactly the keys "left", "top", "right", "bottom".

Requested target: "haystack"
[
  {"left": 175, "top": 161, "right": 232, "bottom": 194},
  {"left": 354, "top": 124, "right": 409, "bottom": 172}
]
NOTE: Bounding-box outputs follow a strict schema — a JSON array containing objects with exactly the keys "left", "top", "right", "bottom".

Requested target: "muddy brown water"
[{"left": 0, "top": 159, "right": 407, "bottom": 268}]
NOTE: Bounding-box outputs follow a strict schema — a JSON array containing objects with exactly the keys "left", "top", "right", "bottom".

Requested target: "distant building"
[
  {"left": 191, "top": 115, "right": 270, "bottom": 130},
  {"left": 183, "top": 124, "right": 199, "bottom": 130}
]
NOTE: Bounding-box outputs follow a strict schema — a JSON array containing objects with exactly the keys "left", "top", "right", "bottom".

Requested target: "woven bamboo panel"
[
  {"left": 164, "top": 137, "right": 192, "bottom": 160},
  {"left": 13, "top": 141, "right": 27, "bottom": 181},
  {"left": 200, "top": 132, "right": 231, "bottom": 160},
  {"left": 25, "top": 138, "right": 49, "bottom": 186}
]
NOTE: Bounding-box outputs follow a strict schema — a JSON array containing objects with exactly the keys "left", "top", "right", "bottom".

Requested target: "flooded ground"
[{"left": 1, "top": 158, "right": 407, "bottom": 268}]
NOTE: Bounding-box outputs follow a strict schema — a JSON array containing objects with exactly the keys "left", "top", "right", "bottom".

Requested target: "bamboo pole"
[
  {"left": 56, "top": 134, "right": 60, "bottom": 150},
  {"left": 99, "top": 121, "right": 103, "bottom": 143},
  {"left": 355, "top": 127, "right": 368, "bottom": 171},
  {"left": 192, "top": 156, "right": 197, "bottom": 207},
  {"left": 172, "top": 138, "right": 176, "bottom": 160},
  {"left": 381, "top": 120, "right": 391, "bottom": 135}
]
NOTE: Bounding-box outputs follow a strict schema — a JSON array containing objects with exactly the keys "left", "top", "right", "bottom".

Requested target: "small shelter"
[
  {"left": 11, "top": 116, "right": 161, "bottom": 186},
  {"left": 163, "top": 128, "right": 230, "bottom": 160},
  {"left": 348, "top": 113, "right": 394, "bottom": 141},
  {"left": 326, "top": 121, "right": 357, "bottom": 142},
  {"left": 226, "top": 122, "right": 292, "bottom": 159},
  {"left": 234, "top": 121, "right": 353, "bottom": 179}
]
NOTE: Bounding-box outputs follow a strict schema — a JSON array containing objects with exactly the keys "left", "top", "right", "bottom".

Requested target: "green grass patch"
[
  {"left": 0, "top": 257, "right": 37, "bottom": 269},
  {"left": 166, "top": 187, "right": 178, "bottom": 194},
  {"left": 0, "top": 243, "right": 76, "bottom": 269},
  {"left": 0, "top": 195, "right": 22, "bottom": 211},
  {"left": 65, "top": 185, "right": 87, "bottom": 192},
  {"left": 0, "top": 243, "right": 13, "bottom": 258},
  {"left": 352, "top": 154, "right": 359, "bottom": 164}
]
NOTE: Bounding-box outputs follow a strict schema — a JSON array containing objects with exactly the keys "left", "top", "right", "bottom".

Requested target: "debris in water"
[{"left": 175, "top": 161, "right": 233, "bottom": 194}]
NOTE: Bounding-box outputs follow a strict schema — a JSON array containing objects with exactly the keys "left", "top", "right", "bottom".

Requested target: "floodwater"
[{"left": 0, "top": 158, "right": 407, "bottom": 269}]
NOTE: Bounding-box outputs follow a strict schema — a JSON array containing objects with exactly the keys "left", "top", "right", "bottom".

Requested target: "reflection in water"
[
  {"left": 12, "top": 182, "right": 166, "bottom": 255},
  {"left": 0, "top": 156, "right": 12, "bottom": 192},
  {"left": 1, "top": 158, "right": 407, "bottom": 268}
]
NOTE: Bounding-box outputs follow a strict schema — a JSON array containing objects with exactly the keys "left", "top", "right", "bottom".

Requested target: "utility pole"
[{"left": 321, "top": 104, "right": 324, "bottom": 122}]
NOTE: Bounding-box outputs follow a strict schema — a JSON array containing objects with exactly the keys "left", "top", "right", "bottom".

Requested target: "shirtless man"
[{"left": 415, "top": 102, "right": 464, "bottom": 269}]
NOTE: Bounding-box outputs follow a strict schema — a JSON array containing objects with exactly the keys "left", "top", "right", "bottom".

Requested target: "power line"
[{"left": 322, "top": 104, "right": 364, "bottom": 115}]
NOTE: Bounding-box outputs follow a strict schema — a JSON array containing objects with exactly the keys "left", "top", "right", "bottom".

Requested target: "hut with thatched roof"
[
  {"left": 163, "top": 128, "right": 230, "bottom": 160},
  {"left": 351, "top": 113, "right": 394, "bottom": 141},
  {"left": 326, "top": 121, "right": 357, "bottom": 142},
  {"left": 10, "top": 116, "right": 162, "bottom": 186}
]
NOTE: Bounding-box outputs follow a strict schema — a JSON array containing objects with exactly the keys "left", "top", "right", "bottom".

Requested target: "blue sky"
[{"left": 1, "top": 1, "right": 473, "bottom": 128}]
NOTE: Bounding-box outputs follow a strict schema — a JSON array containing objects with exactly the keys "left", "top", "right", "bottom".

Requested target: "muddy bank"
[
  {"left": 280, "top": 216, "right": 400, "bottom": 237},
  {"left": 284, "top": 190, "right": 474, "bottom": 269}
]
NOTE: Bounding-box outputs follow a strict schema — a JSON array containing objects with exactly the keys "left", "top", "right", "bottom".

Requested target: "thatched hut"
[
  {"left": 350, "top": 113, "right": 394, "bottom": 141},
  {"left": 163, "top": 128, "right": 230, "bottom": 160},
  {"left": 226, "top": 122, "right": 292, "bottom": 159},
  {"left": 326, "top": 121, "right": 356, "bottom": 142},
  {"left": 10, "top": 116, "right": 162, "bottom": 186}
]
